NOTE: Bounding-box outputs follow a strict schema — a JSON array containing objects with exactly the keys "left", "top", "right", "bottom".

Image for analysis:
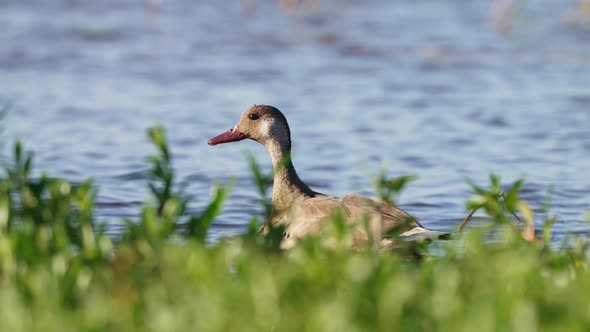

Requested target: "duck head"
[{"left": 208, "top": 105, "right": 292, "bottom": 150}]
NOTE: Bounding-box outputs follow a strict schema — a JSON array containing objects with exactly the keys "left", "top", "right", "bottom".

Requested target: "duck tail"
[{"left": 400, "top": 227, "right": 451, "bottom": 241}]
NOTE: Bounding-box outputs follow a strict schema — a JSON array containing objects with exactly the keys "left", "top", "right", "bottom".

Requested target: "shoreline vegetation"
[{"left": 1, "top": 126, "right": 589, "bottom": 331}]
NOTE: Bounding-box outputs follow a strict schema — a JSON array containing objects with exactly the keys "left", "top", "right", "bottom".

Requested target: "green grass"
[{"left": 0, "top": 126, "right": 589, "bottom": 331}]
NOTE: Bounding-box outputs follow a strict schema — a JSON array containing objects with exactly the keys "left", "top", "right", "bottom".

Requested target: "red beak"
[{"left": 208, "top": 125, "right": 247, "bottom": 146}]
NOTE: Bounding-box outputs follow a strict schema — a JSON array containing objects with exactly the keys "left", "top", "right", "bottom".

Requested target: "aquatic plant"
[{"left": 0, "top": 126, "right": 588, "bottom": 331}]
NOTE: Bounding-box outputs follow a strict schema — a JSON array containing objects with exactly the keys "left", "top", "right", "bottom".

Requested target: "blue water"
[{"left": 1, "top": 0, "right": 589, "bottom": 242}]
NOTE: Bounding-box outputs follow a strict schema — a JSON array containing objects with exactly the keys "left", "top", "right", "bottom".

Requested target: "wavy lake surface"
[{"left": 1, "top": 0, "right": 589, "bottom": 243}]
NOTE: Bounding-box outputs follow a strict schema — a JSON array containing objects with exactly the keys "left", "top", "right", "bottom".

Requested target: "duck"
[{"left": 208, "top": 105, "right": 446, "bottom": 250}]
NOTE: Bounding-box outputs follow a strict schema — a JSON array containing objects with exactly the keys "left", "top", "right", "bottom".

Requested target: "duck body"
[
  {"left": 208, "top": 105, "right": 442, "bottom": 250},
  {"left": 267, "top": 193, "right": 434, "bottom": 250}
]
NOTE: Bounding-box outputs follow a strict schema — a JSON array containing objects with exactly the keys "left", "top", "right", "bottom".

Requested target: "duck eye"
[{"left": 248, "top": 113, "right": 260, "bottom": 120}]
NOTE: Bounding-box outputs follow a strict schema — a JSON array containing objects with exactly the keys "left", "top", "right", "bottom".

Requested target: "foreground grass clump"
[{"left": 0, "top": 127, "right": 589, "bottom": 331}]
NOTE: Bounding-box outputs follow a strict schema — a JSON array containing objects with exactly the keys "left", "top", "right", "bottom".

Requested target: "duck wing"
[
  {"left": 274, "top": 194, "right": 448, "bottom": 249},
  {"left": 341, "top": 194, "right": 421, "bottom": 234},
  {"left": 341, "top": 194, "right": 450, "bottom": 244}
]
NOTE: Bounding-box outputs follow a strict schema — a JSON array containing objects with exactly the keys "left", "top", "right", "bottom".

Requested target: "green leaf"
[
  {"left": 0, "top": 183, "right": 10, "bottom": 231},
  {"left": 466, "top": 194, "right": 487, "bottom": 210},
  {"left": 14, "top": 141, "right": 22, "bottom": 166},
  {"left": 370, "top": 162, "right": 415, "bottom": 204},
  {"left": 465, "top": 177, "right": 486, "bottom": 195},
  {"left": 489, "top": 174, "right": 501, "bottom": 192},
  {"left": 383, "top": 175, "right": 416, "bottom": 194},
  {"left": 504, "top": 179, "right": 524, "bottom": 213},
  {"left": 147, "top": 126, "right": 169, "bottom": 161},
  {"left": 246, "top": 153, "right": 272, "bottom": 198},
  {"left": 188, "top": 179, "right": 235, "bottom": 242}
]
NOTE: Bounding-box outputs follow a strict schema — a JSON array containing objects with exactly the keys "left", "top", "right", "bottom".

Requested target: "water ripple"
[{"left": 1, "top": 0, "right": 589, "bottom": 244}]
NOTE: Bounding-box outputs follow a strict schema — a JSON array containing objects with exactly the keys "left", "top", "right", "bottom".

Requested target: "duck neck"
[{"left": 266, "top": 139, "right": 316, "bottom": 213}]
